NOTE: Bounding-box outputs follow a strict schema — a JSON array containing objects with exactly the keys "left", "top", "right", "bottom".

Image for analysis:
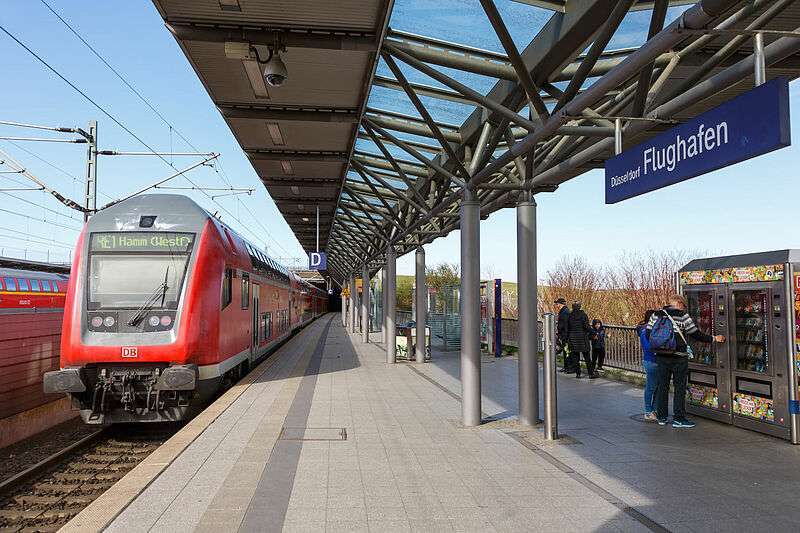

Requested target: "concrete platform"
[{"left": 90, "top": 314, "right": 799, "bottom": 532}]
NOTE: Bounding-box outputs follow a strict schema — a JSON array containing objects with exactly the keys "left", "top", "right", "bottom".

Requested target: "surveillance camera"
[{"left": 263, "top": 53, "right": 288, "bottom": 87}]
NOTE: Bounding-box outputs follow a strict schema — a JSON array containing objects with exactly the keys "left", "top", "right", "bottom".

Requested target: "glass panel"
[
  {"left": 17, "top": 279, "right": 29, "bottom": 291},
  {"left": 733, "top": 290, "right": 769, "bottom": 374},
  {"left": 4, "top": 277, "right": 16, "bottom": 291},
  {"left": 89, "top": 254, "right": 189, "bottom": 309},
  {"left": 686, "top": 291, "right": 716, "bottom": 366},
  {"left": 30, "top": 279, "right": 40, "bottom": 291},
  {"left": 41, "top": 280, "right": 51, "bottom": 292}
]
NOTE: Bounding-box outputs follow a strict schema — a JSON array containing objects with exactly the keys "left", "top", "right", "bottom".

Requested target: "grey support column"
[
  {"left": 362, "top": 264, "right": 370, "bottom": 343},
  {"left": 381, "top": 266, "right": 388, "bottom": 344},
  {"left": 415, "top": 246, "right": 426, "bottom": 364},
  {"left": 460, "top": 190, "right": 482, "bottom": 426},
  {"left": 517, "top": 195, "right": 539, "bottom": 427},
  {"left": 350, "top": 273, "right": 358, "bottom": 334},
  {"left": 386, "top": 248, "right": 397, "bottom": 364}
]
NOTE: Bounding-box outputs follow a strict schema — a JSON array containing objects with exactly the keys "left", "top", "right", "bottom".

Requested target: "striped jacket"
[{"left": 645, "top": 306, "right": 713, "bottom": 355}]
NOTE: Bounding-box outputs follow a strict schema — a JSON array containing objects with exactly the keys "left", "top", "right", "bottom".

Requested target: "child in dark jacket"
[{"left": 590, "top": 319, "right": 606, "bottom": 377}]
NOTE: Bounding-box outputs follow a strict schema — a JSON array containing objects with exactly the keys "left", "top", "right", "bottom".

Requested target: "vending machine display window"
[
  {"left": 687, "top": 291, "right": 715, "bottom": 366},
  {"left": 733, "top": 290, "right": 769, "bottom": 374}
]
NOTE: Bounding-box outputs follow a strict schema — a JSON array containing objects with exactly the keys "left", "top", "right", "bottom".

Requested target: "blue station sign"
[
  {"left": 605, "top": 77, "right": 791, "bottom": 204},
  {"left": 308, "top": 251, "right": 327, "bottom": 271}
]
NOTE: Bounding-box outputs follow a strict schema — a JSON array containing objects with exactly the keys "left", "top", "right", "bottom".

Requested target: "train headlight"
[
  {"left": 148, "top": 315, "right": 161, "bottom": 327},
  {"left": 91, "top": 316, "right": 103, "bottom": 328},
  {"left": 104, "top": 316, "right": 116, "bottom": 327},
  {"left": 160, "top": 315, "right": 173, "bottom": 327}
]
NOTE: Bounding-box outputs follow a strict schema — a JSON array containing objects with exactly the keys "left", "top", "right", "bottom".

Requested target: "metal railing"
[
  {"left": 391, "top": 312, "right": 644, "bottom": 373},
  {"left": 602, "top": 325, "right": 643, "bottom": 373}
]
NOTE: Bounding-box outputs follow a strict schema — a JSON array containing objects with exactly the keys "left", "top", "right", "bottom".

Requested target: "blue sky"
[{"left": 0, "top": 1, "right": 798, "bottom": 281}]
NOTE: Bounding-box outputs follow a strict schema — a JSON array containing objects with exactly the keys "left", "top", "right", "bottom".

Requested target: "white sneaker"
[{"left": 644, "top": 412, "right": 657, "bottom": 421}]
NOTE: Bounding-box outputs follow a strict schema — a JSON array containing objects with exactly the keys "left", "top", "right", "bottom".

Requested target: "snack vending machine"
[{"left": 679, "top": 250, "right": 800, "bottom": 443}]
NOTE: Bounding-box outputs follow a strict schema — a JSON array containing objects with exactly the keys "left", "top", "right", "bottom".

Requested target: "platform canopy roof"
[{"left": 152, "top": 0, "right": 800, "bottom": 284}]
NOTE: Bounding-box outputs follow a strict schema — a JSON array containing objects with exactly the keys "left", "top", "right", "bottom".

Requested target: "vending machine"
[{"left": 679, "top": 251, "right": 800, "bottom": 443}]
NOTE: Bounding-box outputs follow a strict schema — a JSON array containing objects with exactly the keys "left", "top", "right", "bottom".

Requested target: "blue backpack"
[{"left": 649, "top": 311, "right": 678, "bottom": 353}]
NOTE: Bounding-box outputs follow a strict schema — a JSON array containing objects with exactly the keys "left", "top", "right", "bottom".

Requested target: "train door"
[
  {"left": 251, "top": 283, "right": 260, "bottom": 360},
  {"left": 727, "top": 281, "right": 790, "bottom": 438},
  {"left": 685, "top": 285, "right": 732, "bottom": 424}
]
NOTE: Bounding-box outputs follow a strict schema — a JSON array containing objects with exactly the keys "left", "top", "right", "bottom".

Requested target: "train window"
[
  {"left": 30, "top": 279, "right": 40, "bottom": 291},
  {"left": 17, "top": 279, "right": 29, "bottom": 291},
  {"left": 41, "top": 280, "right": 51, "bottom": 292},
  {"left": 3, "top": 277, "right": 15, "bottom": 291},
  {"left": 54, "top": 282, "right": 62, "bottom": 292},
  {"left": 221, "top": 268, "right": 233, "bottom": 309},
  {"left": 241, "top": 274, "right": 250, "bottom": 309}
]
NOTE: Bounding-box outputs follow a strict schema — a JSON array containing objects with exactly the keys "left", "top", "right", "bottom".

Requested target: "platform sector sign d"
[
  {"left": 308, "top": 251, "right": 327, "bottom": 271},
  {"left": 605, "top": 77, "right": 790, "bottom": 204}
]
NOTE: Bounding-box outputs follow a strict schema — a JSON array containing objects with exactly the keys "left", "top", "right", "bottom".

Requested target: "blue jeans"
[{"left": 643, "top": 360, "right": 659, "bottom": 413}]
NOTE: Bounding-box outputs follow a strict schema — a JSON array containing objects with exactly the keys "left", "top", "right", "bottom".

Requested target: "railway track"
[{"left": 0, "top": 425, "right": 178, "bottom": 532}]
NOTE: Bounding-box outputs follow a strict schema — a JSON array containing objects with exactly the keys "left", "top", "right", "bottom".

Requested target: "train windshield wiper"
[{"left": 127, "top": 267, "right": 170, "bottom": 327}]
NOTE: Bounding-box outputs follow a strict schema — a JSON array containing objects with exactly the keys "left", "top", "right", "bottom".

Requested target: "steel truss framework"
[{"left": 321, "top": 0, "right": 800, "bottom": 284}]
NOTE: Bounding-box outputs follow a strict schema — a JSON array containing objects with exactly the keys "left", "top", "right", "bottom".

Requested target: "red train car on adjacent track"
[
  {"left": 44, "top": 194, "right": 327, "bottom": 424},
  {"left": 0, "top": 260, "right": 70, "bottom": 438}
]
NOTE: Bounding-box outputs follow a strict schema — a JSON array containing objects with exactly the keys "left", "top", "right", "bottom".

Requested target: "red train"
[
  {"left": 44, "top": 194, "right": 328, "bottom": 424},
  {"left": 1, "top": 260, "right": 70, "bottom": 445}
]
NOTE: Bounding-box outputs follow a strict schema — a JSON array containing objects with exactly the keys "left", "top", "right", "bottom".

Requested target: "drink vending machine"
[{"left": 679, "top": 250, "right": 800, "bottom": 443}]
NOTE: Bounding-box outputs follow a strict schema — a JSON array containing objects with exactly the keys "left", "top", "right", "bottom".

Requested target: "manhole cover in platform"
[
  {"left": 279, "top": 427, "right": 347, "bottom": 441},
  {"left": 629, "top": 413, "right": 661, "bottom": 424}
]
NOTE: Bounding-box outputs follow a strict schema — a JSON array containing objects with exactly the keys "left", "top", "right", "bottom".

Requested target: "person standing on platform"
[
  {"left": 590, "top": 319, "right": 606, "bottom": 376},
  {"left": 647, "top": 295, "right": 725, "bottom": 428},
  {"left": 567, "top": 302, "right": 594, "bottom": 378},
  {"left": 554, "top": 298, "right": 571, "bottom": 373},
  {"left": 636, "top": 310, "right": 658, "bottom": 421}
]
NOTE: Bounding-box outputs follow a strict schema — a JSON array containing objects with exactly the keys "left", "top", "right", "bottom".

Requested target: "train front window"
[{"left": 88, "top": 232, "right": 194, "bottom": 310}]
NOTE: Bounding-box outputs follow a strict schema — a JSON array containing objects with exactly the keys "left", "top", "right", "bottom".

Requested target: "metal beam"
[
  {"left": 385, "top": 42, "right": 540, "bottom": 132},
  {"left": 352, "top": 159, "right": 431, "bottom": 215},
  {"left": 554, "top": 0, "right": 637, "bottom": 111},
  {"left": 260, "top": 177, "right": 341, "bottom": 185},
  {"left": 470, "top": 0, "right": 739, "bottom": 186},
  {"left": 479, "top": 0, "right": 548, "bottom": 120},
  {"left": 363, "top": 117, "right": 466, "bottom": 188},
  {"left": 248, "top": 150, "right": 349, "bottom": 162},
  {"left": 361, "top": 122, "right": 434, "bottom": 207},
  {"left": 365, "top": 109, "right": 461, "bottom": 142},
  {"left": 219, "top": 104, "right": 358, "bottom": 123},
  {"left": 381, "top": 52, "right": 471, "bottom": 180},
  {"left": 531, "top": 20, "right": 800, "bottom": 187},
  {"left": 166, "top": 22, "right": 378, "bottom": 51},
  {"left": 354, "top": 151, "right": 429, "bottom": 177},
  {"left": 631, "top": 0, "right": 669, "bottom": 116},
  {"left": 356, "top": 132, "right": 440, "bottom": 154}
]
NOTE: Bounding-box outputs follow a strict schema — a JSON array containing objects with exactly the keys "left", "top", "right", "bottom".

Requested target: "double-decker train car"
[
  {"left": 44, "top": 194, "right": 327, "bottom": 424},
  {"left": 0, "top": 259, "right": 70, "bottom": 447}
]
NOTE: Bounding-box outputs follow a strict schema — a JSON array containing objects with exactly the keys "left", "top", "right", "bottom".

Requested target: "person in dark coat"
[
  {"left": 567, "top": 302, "right": 595, "bottom": 378},
  {"left": 554, "top": 298, "right": 572, "bottom": 372},
  {"left": 590, "top": 319, "right": 606, "bottom": 377}
]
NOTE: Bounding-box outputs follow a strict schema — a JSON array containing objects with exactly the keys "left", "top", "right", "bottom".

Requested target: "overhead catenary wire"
[
  {"left": 0, "top": 205, "right": 82, "bottom": 231},
  {"left": 0, "top": 20, "right": 277, "bottom": 252},
  {"left": 0, "top": 225, "right": 75, "bottom": 249},
  {"left": 5, "top": 139, "right": 114, "bottom": 200}
]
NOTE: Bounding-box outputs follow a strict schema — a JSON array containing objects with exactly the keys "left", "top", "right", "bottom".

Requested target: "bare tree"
[
  {"left": 541, "top": 256, "right": 614, "bottom": 320},
  {"left": 608, "top": 250, "right": 697, "bottom": 324}
]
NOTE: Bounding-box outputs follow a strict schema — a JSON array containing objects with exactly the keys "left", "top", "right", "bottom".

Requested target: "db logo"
[{"left": 121, "top": 346, "right": 139, "bottom": 358}]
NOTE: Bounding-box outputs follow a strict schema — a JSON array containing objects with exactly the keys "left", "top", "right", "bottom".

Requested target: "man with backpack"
[{"left": 646, "top": 294, "right": 725, "bottom": 428}]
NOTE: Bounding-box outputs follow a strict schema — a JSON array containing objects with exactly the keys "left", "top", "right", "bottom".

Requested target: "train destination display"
[
  {"left": 90, "top": 232, "right": 195, "bottom": 253},
  {"left": 606, "top": 77, "right": 791, "bottom": 204}
]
